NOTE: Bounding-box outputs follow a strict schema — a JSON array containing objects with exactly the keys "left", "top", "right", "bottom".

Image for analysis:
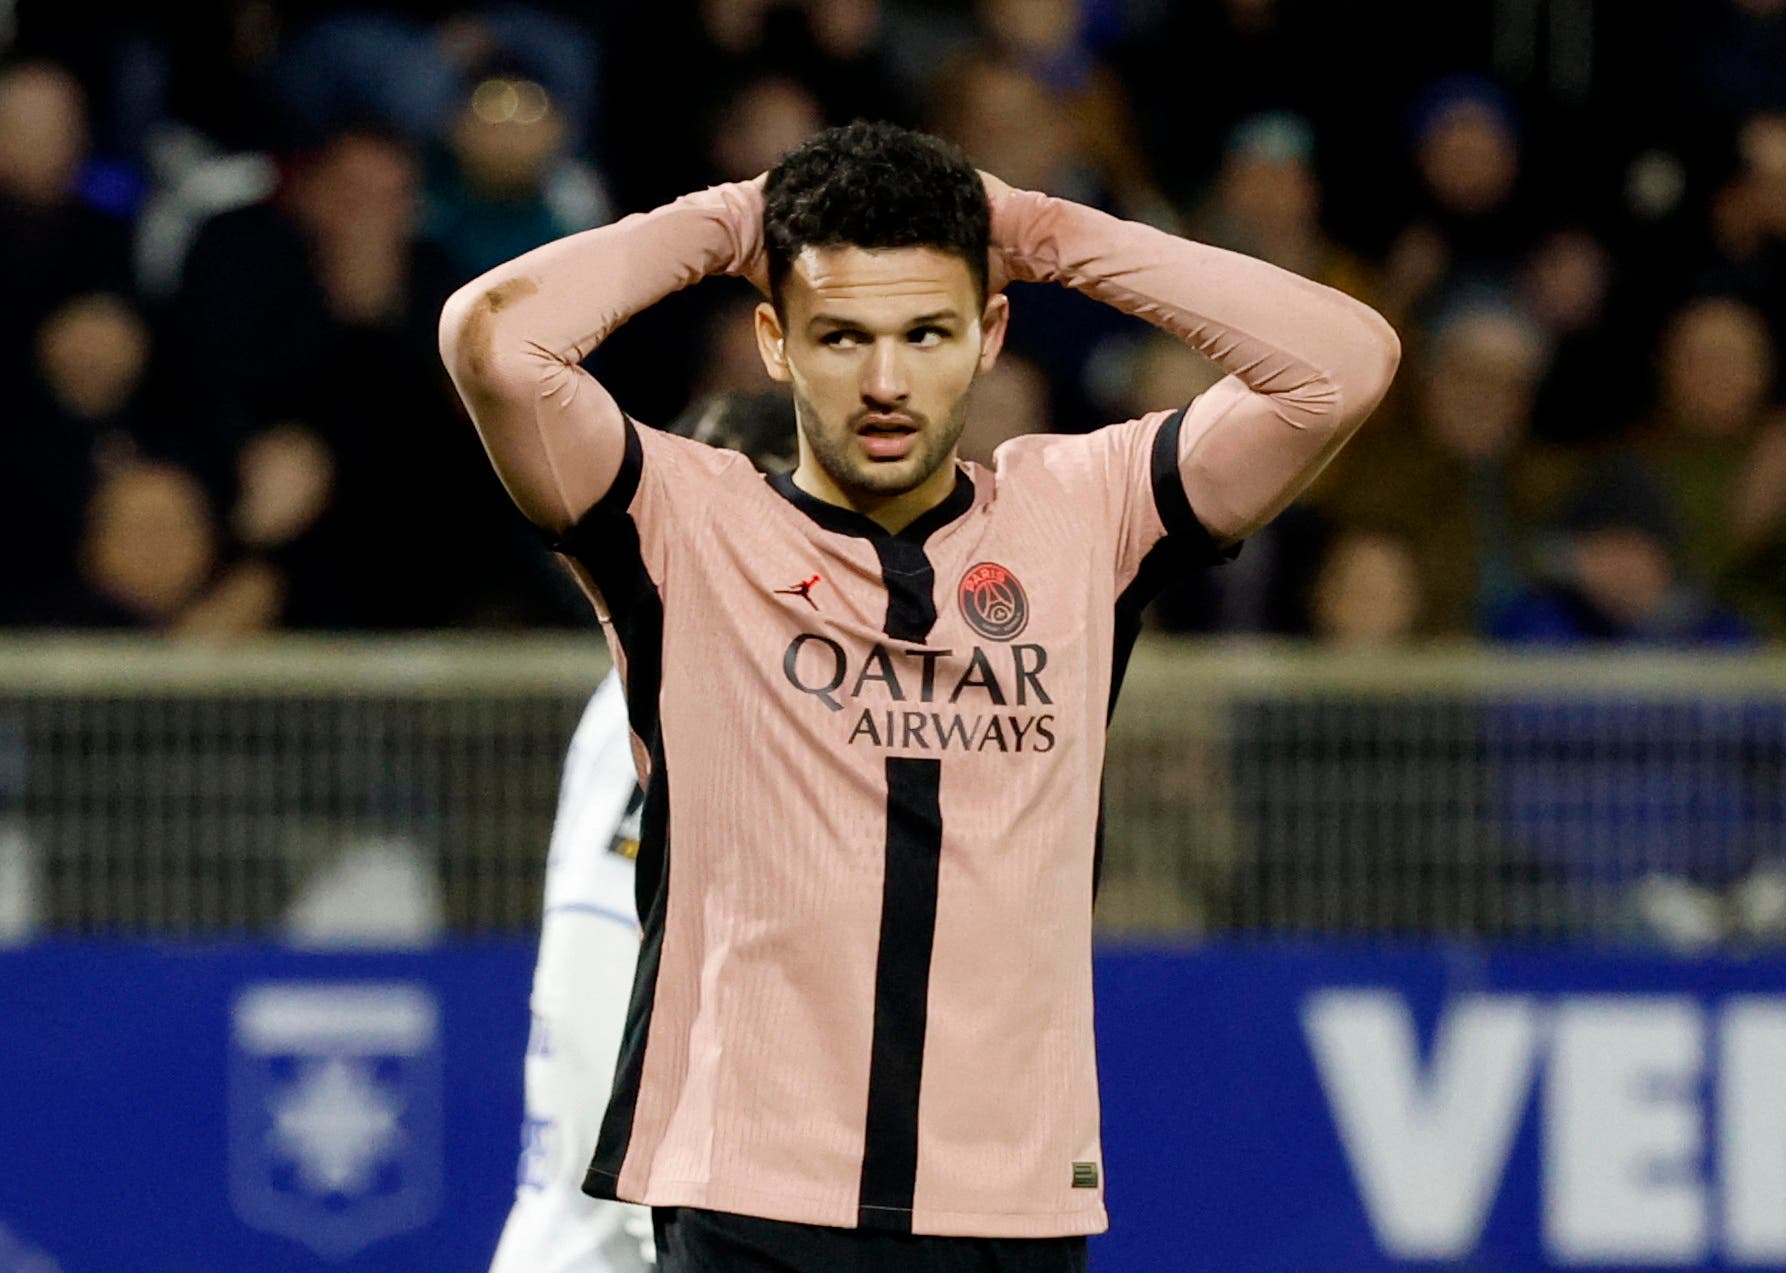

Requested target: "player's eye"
[
  {"left": 820, "top": 330, "right": 867, "bottom": 348},
  {"left": 909, "top": 326, "right": 948, "bottom": 347}
]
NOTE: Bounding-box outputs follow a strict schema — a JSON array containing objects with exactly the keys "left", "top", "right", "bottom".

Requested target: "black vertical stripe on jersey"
[
  {"left": 857, "top": 755, "right": 945, "bottom": 1232},
  {"left": 870, "top": 539, "right": 936, "bottom": 641},
  {"left": 552, "top": 418, "right": 670, "bottom": 1202},
  {"left": 584, "top": 734, "right": 670, "bottom": 1201}
]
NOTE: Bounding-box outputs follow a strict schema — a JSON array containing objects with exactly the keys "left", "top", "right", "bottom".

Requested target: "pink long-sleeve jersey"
[{"left": 440, "top": 181, "right": 1399, "bottom": 1239}]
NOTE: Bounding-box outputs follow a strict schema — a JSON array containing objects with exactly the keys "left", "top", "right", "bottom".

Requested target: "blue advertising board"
[
  {"left": 0, "top": 944, "right": 531, "bottom": 1273},
  {"left": 2, "top": 942, "right": 1783, "bottom": 1271},
  {"left": 1093, "top": 945, "right": 1786, "bottom": 1272}
]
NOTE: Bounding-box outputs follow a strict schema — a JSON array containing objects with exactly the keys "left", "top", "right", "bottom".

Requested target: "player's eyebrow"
[{"left": 807, "top": 310, "right": 961, "bottom": 332}]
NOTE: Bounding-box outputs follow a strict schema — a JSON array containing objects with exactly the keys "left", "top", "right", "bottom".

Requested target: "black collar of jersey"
[{"left": 767, "top": 467, "right": 976, "bottom": 547}]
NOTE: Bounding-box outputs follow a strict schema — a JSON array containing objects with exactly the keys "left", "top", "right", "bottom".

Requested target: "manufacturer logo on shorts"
[{"left": 958, "top": 562, "right": 1028, "bottom": 641}]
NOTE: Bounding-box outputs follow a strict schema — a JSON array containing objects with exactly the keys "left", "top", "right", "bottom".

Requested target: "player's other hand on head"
[
  {"left": 735, "top": 171, "right": 773, "bottom": 297},
  {"left": 978, "top": 169, "right": 1016, "bottom": 294}
]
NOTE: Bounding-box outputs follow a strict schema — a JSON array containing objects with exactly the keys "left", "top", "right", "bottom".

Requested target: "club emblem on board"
[
  {"left": 228, "top": 982, "right": 443, "bottom": 1259},
  {"left": 958, "top": 562, "right": 1029, "bottom": 641}
]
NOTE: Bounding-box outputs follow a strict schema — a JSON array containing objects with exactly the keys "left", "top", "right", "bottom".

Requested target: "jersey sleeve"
[
  {"left": 1016, "top": 406, "right": 1238, "bottom": 601},
  {"left": 989, "top": 188, "right": 1399, "bottom": 546},
  {"left": 1124, "top": 405, "right": 1239, "bottom": 593},
  {"left": 549, "top": 420, "right": 748, "bottom": 627},
  {"left": 549, "top": 423, "right": 749, "bottom": 789},
  {"left": 438, "top": 181, "right": 767, "bottom": 534}
]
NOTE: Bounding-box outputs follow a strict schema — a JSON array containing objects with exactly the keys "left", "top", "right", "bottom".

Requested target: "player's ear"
[
  {"left": 754, "top": 301, "right": 792, "bottom": 384},
  {"left": 977, "top": 292, "right": 1009, "bottom": 374}
]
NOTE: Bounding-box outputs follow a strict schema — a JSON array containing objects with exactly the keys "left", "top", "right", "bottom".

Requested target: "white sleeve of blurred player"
[{"left": 490, "top": 670, "right": 652, "bottom": 1273}]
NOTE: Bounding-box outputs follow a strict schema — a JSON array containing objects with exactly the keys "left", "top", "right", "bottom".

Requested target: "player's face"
[{"left": 755, "top": 245, "right": 1008, "bottom": 518}]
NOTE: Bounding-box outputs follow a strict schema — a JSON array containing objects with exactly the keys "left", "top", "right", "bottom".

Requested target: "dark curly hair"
[{"left": 763, "top": 120, "right": 989, "bottom": 309}]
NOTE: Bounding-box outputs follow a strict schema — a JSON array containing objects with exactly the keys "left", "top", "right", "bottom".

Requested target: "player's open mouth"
[{"left": 857, "top": 415, "right": 919, "bottom": 460}]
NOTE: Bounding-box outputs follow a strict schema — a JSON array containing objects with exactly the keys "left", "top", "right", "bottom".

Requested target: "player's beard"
[{"left": 793, "top": 387, "right": 971, "bottom": 500}]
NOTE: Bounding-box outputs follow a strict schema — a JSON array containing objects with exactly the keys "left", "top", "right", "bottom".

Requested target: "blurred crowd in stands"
[{"left": 2, "top": 0, "right": 1784, "bottom": 645}]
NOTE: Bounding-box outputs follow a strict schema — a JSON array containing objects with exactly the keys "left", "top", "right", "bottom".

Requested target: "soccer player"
[
  {"left": 489, "top": 394, "right": 796, "bottom": 1273},
  {"left": 490, "top": 667, "right": 652, "bottom": 1273},
  {"left": 441, "top": 121, "right": 1398, "bottom": 1273}
]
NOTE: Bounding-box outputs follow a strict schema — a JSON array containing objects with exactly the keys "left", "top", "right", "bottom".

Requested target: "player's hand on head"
[
  {"left": 978, "top": 170, "right": 1016, "bottom": 295},
  {"left": 731, "top": 171, "right": 773, "bottom": 297}
]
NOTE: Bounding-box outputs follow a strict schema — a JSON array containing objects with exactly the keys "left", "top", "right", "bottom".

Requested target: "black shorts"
[{"left": 652, "top": 1207, "right": 1090, "bottom": 1273}]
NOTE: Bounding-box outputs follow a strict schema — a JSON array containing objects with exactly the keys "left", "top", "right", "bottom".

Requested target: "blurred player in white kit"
[
  {"left": 489, "top": 393, "right": 796, "bottom": 1273},
  {"left": 490, "top": 666, "right": 652, "bottom": 1272}
]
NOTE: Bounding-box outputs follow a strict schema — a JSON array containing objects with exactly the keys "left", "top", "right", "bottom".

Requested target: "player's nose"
[{"left": 860, "top": 337, "right": 910, "bottom": 406}]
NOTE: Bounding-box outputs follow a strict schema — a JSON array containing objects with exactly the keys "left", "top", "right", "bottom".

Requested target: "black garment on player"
[{"left": 653, "top": 1208, "right": 1090, "bottom": 1273}]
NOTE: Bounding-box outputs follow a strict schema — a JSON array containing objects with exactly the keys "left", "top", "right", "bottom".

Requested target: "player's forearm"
[
  {"left": 438, "top": 182, "right": 764, "bottom": 531},
  {"left": 992, "top": 190, "right": 1400, "bottom": 541}
]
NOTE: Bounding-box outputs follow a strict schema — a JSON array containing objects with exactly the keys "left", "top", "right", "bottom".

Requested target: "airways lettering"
[{"left": 846, "top": 709, "right": 1058, "bottom": 754}]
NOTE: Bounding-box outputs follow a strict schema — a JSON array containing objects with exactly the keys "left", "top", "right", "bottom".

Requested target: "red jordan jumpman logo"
[{"left": 774, "top": 575, "right": 822, "bottom": 609}]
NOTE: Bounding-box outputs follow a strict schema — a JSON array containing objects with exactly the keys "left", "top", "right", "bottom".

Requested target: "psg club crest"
[
  {"left": 958, "top": 562, "right": 1029, "bottom": 641},
  {"left": 228, "top": 983, "right": 444, "bottom": 1259}
]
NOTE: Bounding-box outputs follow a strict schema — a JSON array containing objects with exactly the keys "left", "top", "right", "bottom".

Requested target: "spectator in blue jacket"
[{"left": 1489, "top": 454, "right": 1756, "bottom": 645}]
